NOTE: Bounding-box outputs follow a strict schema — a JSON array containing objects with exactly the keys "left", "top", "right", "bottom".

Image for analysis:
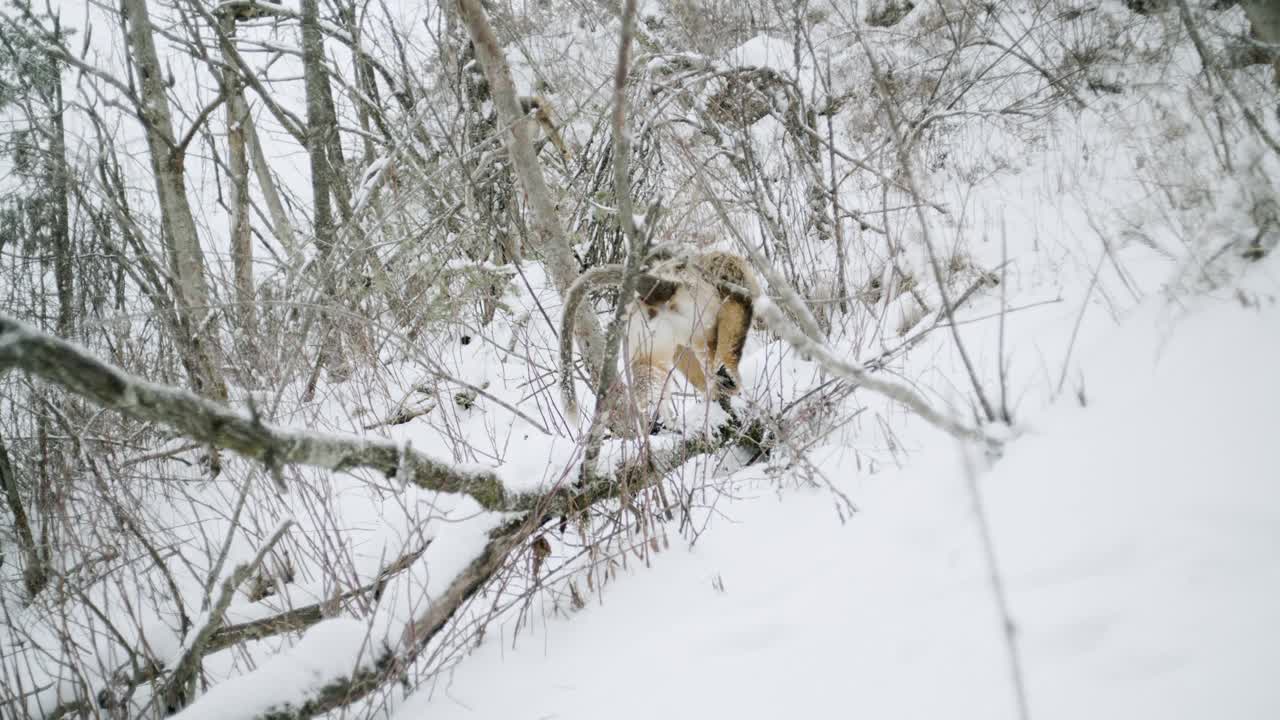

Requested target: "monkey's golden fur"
[
  {"left": 519, "top": 96, "right": 573, "bottom": 164},
  {"left": 560, "top": 249, "right": 760, "bottom": 433}
]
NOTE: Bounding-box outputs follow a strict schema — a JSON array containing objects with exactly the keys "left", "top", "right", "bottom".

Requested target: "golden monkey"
[
  {"left": 518, "top": 96, "right": 573, "bottom": 165},
  {"left": 560, "top": 249, "right": 760, "bottom": 433}
]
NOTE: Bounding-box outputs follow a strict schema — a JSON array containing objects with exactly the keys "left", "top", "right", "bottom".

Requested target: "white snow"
[
  {"left": 397, "top": 258, "right": 1280, "bottom": 720},
  {"left": 3, "top": 1, "right": 1279, "bottom": 719},
  {"left": 172, "top": 618, "right": 375, "bottom": 720}
]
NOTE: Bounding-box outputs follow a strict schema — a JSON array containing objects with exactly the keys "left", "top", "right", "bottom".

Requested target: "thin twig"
[
  {"left": 998, "top": 219, "right": 1011, "bottom": 422},
  {"left": 1055, "top": 251, "right": 1106, "bottom": 396},
  {"left": 755, "top": 299, "right": 983, "bottom": 443},
  {"left": 962, "top": 451, "right": 1032, "bottom": 720},
  {"left": 850, "top": 24, "right": 998, "bottom": 423}
]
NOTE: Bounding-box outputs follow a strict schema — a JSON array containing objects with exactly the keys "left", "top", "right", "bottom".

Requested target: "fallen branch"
[
  {"left": 46, "top": 544, "right": 429, "bottom": 719},
  {"left": 361, "top": 402, "right": 436, "bottom": 430},
  {"left": 210, "top": 543, "right": 428, "bottom": 650},
  {"left": 162, "top": 521, "right": 293, "bottom": 713},
  {"left": 0, "top": 314, "right": 512, "bottom": 510},
  {"left": 227, "top": 425, "right": 769, "bottom": 720}
]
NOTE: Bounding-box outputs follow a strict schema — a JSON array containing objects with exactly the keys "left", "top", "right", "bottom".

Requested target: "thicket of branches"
[{"left": 0, "top": 0, "right": 1276, "bottom": 716}]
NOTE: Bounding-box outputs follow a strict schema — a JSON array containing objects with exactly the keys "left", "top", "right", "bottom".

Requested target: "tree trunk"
[
  {"left": 220, "top": 15, "right": 258, "bottom": 348},
  {"left": 122, "top": 0, "right": 228, "bottom": 400},
  {"left": 0, "top": 434, "right": 48, "bottom": 598},
  {"left": 319, "top": 81, "right": 352, "bottom": 223},
  {"left": 456, "top": 0, "right": 605, "bottom": 376},
  {"left": 48, "top": 41, "right": 74, "bottom": 340},
  {"left": 301, "top": 0, "right": 351, "bottom": 389}
]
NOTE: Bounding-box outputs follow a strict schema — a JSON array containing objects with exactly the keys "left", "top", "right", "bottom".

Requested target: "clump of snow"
[
  {"left": 174, "top": 618, "right": 376, "bottom": 720},
  {"left": 724, "top": 35, "right": 797, "bottom": 71}
]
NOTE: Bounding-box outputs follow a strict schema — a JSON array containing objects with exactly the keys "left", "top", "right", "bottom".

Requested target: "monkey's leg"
[
  {"left": 674, "top": 342, "right": 726, "bottom": 417},
  {"left": 673, "top": 344, "right": 710, "bottom": 393},
  {"left": 629, "top": 357, "right": 676, "bottom": 434},
  {"left": 711, "top": 299, "right": 752, "bottom": 398}
]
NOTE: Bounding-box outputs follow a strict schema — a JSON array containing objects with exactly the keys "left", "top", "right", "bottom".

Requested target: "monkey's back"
[{"left": 695, "top": 250, "right": 761, "bottom": 300}]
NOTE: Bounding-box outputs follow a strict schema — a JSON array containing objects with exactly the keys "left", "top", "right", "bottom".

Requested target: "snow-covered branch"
[
  {"left": 171, "top": 423, "right": 768, "bottom": 720},
  {"left": 0, "top": 314, "right": 512, "bottom": 510},
  {"left": 754, "top": 299, "right": 986, "bottom": 444},
  {"left": 46, "top": 544, "right": 430, "bottom": 720},
  {"left": 163, "top": 520, "right": 293, "bottom": 712}
]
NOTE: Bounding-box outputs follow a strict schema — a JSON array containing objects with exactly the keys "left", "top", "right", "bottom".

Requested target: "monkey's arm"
[{"left": 711, "top": 297, "right": 752, "bottom": 393}]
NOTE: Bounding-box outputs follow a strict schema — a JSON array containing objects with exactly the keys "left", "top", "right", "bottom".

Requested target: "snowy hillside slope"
[
  {"left": 2, "top": 0, "right": 1279, "bottom": 717},
  {"left": 390, "top": 252, "right": 1280, "bottom": 720},
  {"left": 384, "top": 6, "right": 1280, "bottom": 716}
]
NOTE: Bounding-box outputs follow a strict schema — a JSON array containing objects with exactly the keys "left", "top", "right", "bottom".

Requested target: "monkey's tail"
[{"left": 559, "top": 264, "right": 625, "bottom": 421}]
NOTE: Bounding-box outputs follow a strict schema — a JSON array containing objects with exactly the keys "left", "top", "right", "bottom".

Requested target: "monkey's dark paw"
[{"left": 714, "top": 366, "right": 738, "bottom": 393}]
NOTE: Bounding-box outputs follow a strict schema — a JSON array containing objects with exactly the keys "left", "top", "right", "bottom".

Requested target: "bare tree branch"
[
  {"left": 579, "top": 0, "right": 652, "bottom": 479},
  {"left": 754, "top": 299, "right": 984, "bottom": 443},
  {"left": 162, "top": 520, "right": 293, "bottom": 712},
  {"left": 173, "top": 90, "right": 228, "bottom": 160},
  {"left": 210, "top": 543, "right": 427, "bottom": 649},
  {"left": 0, "top": 314, "right": 513, "bottom": 510}
]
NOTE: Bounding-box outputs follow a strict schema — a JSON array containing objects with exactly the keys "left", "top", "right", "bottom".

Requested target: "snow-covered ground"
[
  {"left": 3, "top": 0, "right": 1279, "bottom": 718},
  {"left": 396, "top": 256, "right": 1280, "bottom": 720}
]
